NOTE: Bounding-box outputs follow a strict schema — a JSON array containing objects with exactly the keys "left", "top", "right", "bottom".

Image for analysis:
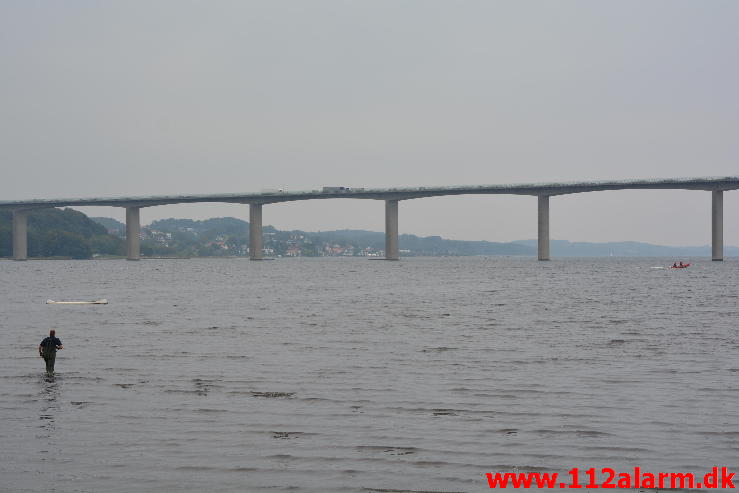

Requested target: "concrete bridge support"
[
  {"left": 126, "top": 207, "right": 141, "bottom": 260},
  {"left": 12, "top": 210, "right": 28, "bottom": 260},
  {"left": 712, "top": 190, "right": 723, "bottom": 261},
  {"left": 249, "top": 203, "right": 263, "bottom": 260},
  {"left": 385, "top": 199, "right": 399, "bottom": 260},
  {"left": 538, "top": 195, "right": 550, "bottom": 261}
]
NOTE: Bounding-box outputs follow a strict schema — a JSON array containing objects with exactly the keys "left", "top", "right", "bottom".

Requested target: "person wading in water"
[{"left": 39, "top": 330, "right": 63, "bottom": 374}]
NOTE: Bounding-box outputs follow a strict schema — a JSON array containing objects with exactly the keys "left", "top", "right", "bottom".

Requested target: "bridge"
[{"left": 2, "top": 176, "right": 737, "bottom": 261}]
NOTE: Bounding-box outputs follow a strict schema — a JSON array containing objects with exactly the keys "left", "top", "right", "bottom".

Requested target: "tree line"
[{"left": 0, "top": 209, "right": 124, "bottom": 259}]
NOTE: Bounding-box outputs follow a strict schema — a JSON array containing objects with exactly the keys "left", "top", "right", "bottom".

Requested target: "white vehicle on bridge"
[{"left": 322, "top": 186, "right": 364, "bottom": 193}]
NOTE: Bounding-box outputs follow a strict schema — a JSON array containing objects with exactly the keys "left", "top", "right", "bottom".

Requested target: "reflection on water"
[
  {"left": 0, "top": 257, "right": 738, "bottom": 492},
  {"left": 38, "top": 374, "right": 60, "bottom": 438}
]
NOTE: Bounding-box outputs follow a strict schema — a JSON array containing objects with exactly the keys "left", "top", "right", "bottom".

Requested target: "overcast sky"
[{"left": 1, "top": 1, "right": 737, "bottom": 245}]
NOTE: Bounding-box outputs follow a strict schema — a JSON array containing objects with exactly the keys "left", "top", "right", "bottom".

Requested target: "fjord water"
[{"left": 1, "top": 257, "right": 737, "bottom": 492}]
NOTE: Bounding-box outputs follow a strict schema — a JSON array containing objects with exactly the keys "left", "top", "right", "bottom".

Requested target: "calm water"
[{"left": 1, "top": 257, "right": 737, "bottom": 492}]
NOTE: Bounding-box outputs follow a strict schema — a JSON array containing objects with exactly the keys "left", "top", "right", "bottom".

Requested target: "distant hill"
[
  {"left": 90, "top": 215, "right": 738, "bottom": 258},
  {"left": 89, "top": 216, "right": 535, "bottom": 257},
  {"left": 149, "top": 217, "right": 278, "bottom": 235},
  {"left": 1, "top": 209, "right": 124, "bottom": 258},
  {"left": 513, "top": 239, "right": 739, "bottom": 257},
  {"left": 4, "top": 212, "right": 729, "bottom": 259},
  {"left": 90, "top": 217, "right": 125, "bottom": 236},
  {"left": 317, "top": 229, "right": 534, "bottom": 256}
]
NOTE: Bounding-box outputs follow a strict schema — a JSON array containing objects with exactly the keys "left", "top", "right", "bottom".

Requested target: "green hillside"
[
  {"left": 87, "top": 216, "right": 535, "bottom": 257},
  {"left": 0, "top": 208, "right": 124, "bottom": 259},
  {"left": 4, "top": 209, "right": 733, "bottom": 259}
]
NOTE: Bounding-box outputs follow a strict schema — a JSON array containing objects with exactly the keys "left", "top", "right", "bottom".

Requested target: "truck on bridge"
[{"left": 322, "top": 186, "right": 365, "bottom": 193}]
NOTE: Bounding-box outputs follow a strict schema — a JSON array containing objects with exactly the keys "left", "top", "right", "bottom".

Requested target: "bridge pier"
[
  {"left": 538, "top": 195, "right": 550, "bottom": 261},
  {"left": 126, "top": 207, "right": 141, "bottom": 260},
  {"left": 12, "top": 210, "right": 28, "bottom": 260},
  {"left": 249, "top": 203, "right": 263, "bottom": 260},
  {"left": 385, "top": 199, "right": 399, "bottom": 260},
  {"left": 712, "top": 190, "right": 723, "bottom": 261}
]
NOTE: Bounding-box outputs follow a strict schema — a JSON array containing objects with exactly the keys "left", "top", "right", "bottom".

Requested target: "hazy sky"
[{"left": 1, "top": 1, "right": 737, "bottom": 245}]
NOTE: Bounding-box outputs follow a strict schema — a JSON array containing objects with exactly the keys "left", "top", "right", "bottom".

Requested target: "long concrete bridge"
[{"left": 2, "top": 176, "right": 737, "bottom": 261}]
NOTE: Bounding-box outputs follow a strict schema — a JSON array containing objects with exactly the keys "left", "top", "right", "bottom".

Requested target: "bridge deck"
[{"left": 1, "top": 176, "right": 737, "bottom": 210}]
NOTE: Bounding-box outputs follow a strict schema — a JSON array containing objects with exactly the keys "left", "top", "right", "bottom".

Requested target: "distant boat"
[{"left": 46, "top": 299, "right": 108, "bottom": 305}]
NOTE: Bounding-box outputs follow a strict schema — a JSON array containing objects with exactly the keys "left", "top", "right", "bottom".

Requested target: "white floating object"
[{"left": 46, "top": 299, "right": 108, "bottom": 305}]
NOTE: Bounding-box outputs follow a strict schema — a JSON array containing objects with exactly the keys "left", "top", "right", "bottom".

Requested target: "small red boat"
[{"left": 669, "top": 263, "right": 691, "bottom": 269}]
